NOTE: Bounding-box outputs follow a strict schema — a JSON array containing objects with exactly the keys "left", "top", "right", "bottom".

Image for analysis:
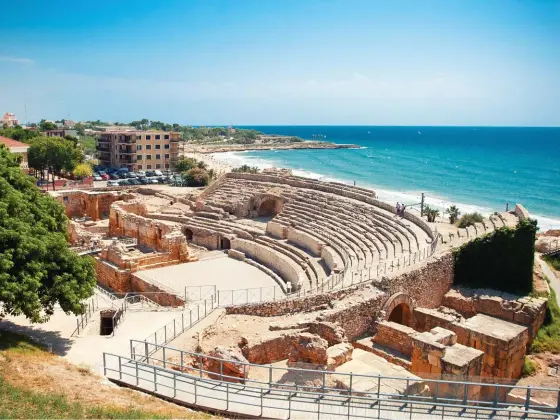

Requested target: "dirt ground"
[
  {"left": 513, "top": 354, "right": 560, "bottom": 407},
  {"left": 0, "top": 337, "right": 215, "bottom": 418}
]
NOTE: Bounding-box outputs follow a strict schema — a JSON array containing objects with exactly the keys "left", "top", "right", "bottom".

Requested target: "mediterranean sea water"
[{"left": 214, "top": 126, "right": 560, "bottom": 230}]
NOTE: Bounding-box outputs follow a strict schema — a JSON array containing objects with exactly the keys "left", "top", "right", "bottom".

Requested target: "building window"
[
  {"left": 156, "top": 163, "right": 161, "bottom": 169},
  {"left": 136, "top": 144, "right": 142, "bottom": 150},
  {"left": 155, "top": 135, "right": 160, "bottom": 140},
  {"left": 155, "top": 144, "right": 160, "bottom": 149},
  {"left": 138, "top": 164, "right": 142, "bottom": 169},
  {"left": 137, "top": 155, "right": 142, "bottom": 161},
  {"left": 136, "top": 135, "right": 141, "bottom": 140},
  {"left": 164, "top": 154, "right": 169, "bottom": 159},
  {"left": 147, "top": 164, "right": 152, "bottom": 169},
  {"left": 164, "top": 134, "right": 169, "bottom": 140},
  {"left": 165, "top": 163, "right": 170, "bottom": 168},
  {"left": 146, "top": 144, "right": 151, "bottom": 150},
  {"left": 146, "top": 155, "right": 152, "bottom": 160},
  {"left": 146, "top": 135, "right": 151, "bottom": 140},
  {"left": 164, "top": 144, "right": 170, "bottom": 149},
  {"left": 155, "top": 154, "right": 161, "bottom": 159}
]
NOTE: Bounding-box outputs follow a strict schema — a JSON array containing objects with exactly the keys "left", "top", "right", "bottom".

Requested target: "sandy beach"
[{"left": 182, "top": 151, "right": 234, "bottom": 176}]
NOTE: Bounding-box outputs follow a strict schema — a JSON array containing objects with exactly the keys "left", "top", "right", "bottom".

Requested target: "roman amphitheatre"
[{"left": 2, "top": 168, "right": 557, "bottom": 418}]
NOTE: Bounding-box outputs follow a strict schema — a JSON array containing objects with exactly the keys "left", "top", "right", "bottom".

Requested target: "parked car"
[
  {"left": 129, "top": 178, "right": 141, "bottom": 186},
  {"left": 154, "top": 170, "right": 164, "bottom": 177},
  {"left": 101, "top": 174, "right": 110, "bottom": 180},
  {"left": 107, "top": 180, "right": 120, "bottom": 187},
  {"left": 93, "top": 175, "right": 103, "bottom": 181},
  {"left": 137, "top": 177, "right": 149, "bottom": 185},
  {"left": 118, "top": 179, "right": 130, "bottom": 186},
  {"left": 109, "top": 174, "right": 119, "bottom": 180},
  {"left": 145, "top": 170, "right": 156, "bottom": 177},
  {"left": 148, "top": 177, "right": 159, "bottom": 184},
  {"left": 136, "top": 171, "right": 146, "bottom": 177}
]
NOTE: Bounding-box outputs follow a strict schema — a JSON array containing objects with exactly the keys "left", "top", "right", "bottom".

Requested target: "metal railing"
[
  {"left": 71, "top": 297, "right": 99, "bottom": 336},
  {"left": 101, "top": 341, "right": 559, "bottom": 419}
]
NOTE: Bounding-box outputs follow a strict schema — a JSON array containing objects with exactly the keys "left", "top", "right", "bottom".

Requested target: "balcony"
[{"left": 117, "top": 136, "right": 135, "bottom": 144}]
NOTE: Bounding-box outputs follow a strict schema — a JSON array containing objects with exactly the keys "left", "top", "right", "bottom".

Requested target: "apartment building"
[
  {"left": 96, "top": 131, "right": 181, "bottom": 171},
  {"left": 2, "top": 112, "right": 19, "bottom": 127}
]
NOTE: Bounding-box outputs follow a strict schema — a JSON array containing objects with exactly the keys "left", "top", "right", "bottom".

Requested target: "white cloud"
[{"left": 0, "top": 56, "right": 35, "bottom": 65}]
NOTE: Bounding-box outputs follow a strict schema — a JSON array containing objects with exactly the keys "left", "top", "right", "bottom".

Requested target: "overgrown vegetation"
[
  {"left": 521, "top": 357, "right": 539, "bottom": 377},
  {"left": 0, "top": 126, "right": 41, "bottom": 143},
  {"left": 0, "top": 331, "right": 209, "bottom": 419},
  {"left": 543, "top": 255, "right": 560, "bottom": 271},
  {"left": 231, "top": 164, "right": 260, "bottom": 174},
  {"left": 453, "top": 219, "right": 538, "bottom": 294},
  {"left": 457, "top": 212, "right": 484, "bottom": 228},
  {"left": 0, "top": 146, "right": 96, "bottom": 322},
  {"left": 531, "top": 287, "right": 560, "bottom": 354}
]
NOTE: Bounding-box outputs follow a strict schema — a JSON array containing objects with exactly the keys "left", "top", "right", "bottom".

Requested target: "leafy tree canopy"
[
  {"left": 74, "top": 163, "right": 93, "bottom": 179},
  {"left": 0, "top": 146, "right": 96, "bottom": 322},
  {"left": 39, "top": 119, "right": 57, "bottom": 131},
  {"left": 182, "top": 167, "right": 209, "bottom": 187},
  {"left": 0, "top": 126, "right": 41, "bottom": 143}
]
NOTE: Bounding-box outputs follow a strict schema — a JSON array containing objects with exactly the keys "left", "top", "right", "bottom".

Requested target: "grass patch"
[
  {"left": 0, "top": 330, "right": 45, "bottom": 354},
  {"left": 521, "top": 357, "right": 539, "bottom": 377},
  {"left": 0, "top": 377, "right": 170, "bottom": 419},
  {"left": 543, "top": 255, "right": 560, "bottom": 271},
  {"left": 531, "top": 287, "right": 560, "bottom": 354}
]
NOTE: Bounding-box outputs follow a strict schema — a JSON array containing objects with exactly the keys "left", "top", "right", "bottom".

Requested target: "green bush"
[
  {"left": 457, "top": 212, "right": 484, "bottom": 228},
  {"left": 543, "top": 255, "right": 560, "bottom": 271},
  {"left": 453, "top": 219, "right": 537, "bottom": 294},
  {"left": 232, "top": 165, "right": 260, "bottom": 174},
  {"left": 531, "top": 287, "right": 560, "bottom": 354},
  {"left": 521, "top": 357, "right": 539, "bottom": 377},
  {"left": 182, "top": 167, "right": 209, "bottom": 187}
]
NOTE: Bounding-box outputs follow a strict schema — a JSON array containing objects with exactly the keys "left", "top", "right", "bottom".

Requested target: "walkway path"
[
  {"left": 103, "top": 354, "right": 555, "bottom": 420},
  {"left": 538, "top": 254, "right": 560, "bottom": 306}
]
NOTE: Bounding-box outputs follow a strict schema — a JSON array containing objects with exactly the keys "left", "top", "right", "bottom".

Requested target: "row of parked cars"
[{"left": 93, "top": 167, "right": 183, "bottom": 187}]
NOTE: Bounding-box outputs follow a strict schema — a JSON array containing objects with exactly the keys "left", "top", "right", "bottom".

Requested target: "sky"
[{"left": 0, "top": 0, "right": 558, "bottom": 126}]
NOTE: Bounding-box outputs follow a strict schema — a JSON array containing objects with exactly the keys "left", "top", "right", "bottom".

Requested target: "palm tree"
[
  {"left": 424, "top": 205, "right": 440, "bottom": 223},
  {"left": 446, "top": 205, "right": 461, "bottom": 224}
]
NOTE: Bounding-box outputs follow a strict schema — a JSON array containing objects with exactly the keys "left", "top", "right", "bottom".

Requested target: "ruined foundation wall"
[
  {"left": 376, "top": 253, "right": 454, "bottom": 309},
  {"left": 373, "top": 321, "right": 416, "bottom": 356}
]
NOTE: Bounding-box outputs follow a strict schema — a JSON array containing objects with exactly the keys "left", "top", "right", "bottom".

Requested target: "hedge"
[{"left": 453, "top": 219, "right": 537, "bottom": 294}]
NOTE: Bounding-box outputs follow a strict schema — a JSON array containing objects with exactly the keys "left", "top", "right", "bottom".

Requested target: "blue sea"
[{"left": 215, "top": 126, "right": 560, "bottom": 230}]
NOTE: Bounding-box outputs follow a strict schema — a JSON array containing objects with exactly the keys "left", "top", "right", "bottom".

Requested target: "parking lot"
[{"left": 93, "top": 168, "right": 186, "bottom": 187}]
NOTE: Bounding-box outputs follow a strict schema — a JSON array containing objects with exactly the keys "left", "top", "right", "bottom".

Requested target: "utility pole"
[{"left": 420, "top": 193, "right": 425, "bottom": 217}]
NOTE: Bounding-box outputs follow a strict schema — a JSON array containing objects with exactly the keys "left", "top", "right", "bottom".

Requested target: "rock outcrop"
[{"left": 205, "top": 346, "right": 250, "bottom": 383}]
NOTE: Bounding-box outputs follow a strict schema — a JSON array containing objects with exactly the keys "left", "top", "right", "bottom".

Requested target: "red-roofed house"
[{"left": 0, "top": 136, "right": 30, "bottom": 169}]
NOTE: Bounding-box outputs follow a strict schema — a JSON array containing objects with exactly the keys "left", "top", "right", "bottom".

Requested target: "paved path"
[
  {"left": 538, "top": 254, "right": 560, "bottom": 306},
  {"left": 103, "top": 354, "right": 554, "bottom": 420}
]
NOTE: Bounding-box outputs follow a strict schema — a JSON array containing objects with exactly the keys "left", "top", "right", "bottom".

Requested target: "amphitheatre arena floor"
[{"left": 134, "top": 253, "right": 285, "bottom": 299}]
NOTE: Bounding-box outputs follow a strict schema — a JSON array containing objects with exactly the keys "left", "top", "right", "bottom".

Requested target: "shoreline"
[
  {"left": 182, "top": 148, "right": 560, "bottom": 230},
  {"left": 182, "top": 140, "right": 359, "bottom": 154}
]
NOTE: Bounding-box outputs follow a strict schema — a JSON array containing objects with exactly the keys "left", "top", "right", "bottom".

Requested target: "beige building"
[
  {"left": 0, "top": 135, "right": 29, "bottom": 169},
  {"left": 2, "top": 112, "right": 19, "bottom": 127},
  {"left": 96, "top": 131, "right": 181, "bottom": 171}
]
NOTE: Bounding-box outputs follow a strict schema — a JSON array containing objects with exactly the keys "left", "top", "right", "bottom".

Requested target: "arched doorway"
[
  {"left": 382, "top": 292, "right": 415, "bottom": 327},
  {"left": 388, "top": 302, "right": 412, "bottom": 326},
  {"left": 257, "top": 199, "right": 279, "bottom": 216},
  {"left": 184, "top": 228, "right": 193, "bottom": 240}
]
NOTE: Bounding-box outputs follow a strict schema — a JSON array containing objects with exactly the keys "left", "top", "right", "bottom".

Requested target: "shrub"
[
  {"left": 175, "top": 157, "right": 198, "bottom": 172},
  {"left": 73, "top": 163, "right": 92, "bottom": 179},
  {"left": 531, "top": 287, "right": 560, "bottom": 354},
  {"left": 446, "top": 205, "right": 461, "bottom": 224},
  {"left": 423, "top": 205, "right": 440, "bottom": 223},
  {"left": 522, "top": 357, "right": 539, "bottom": 377},
  {"left": 231, "top": 165, "right": 260, "bottom": 174},
  {"left": 453, "top": 219, "right": 538, "bottom": 294},
  {"left": 457, "top": 212, "right": 484, "bottom": 228},
  {"left": 182, "top": 168, "right": 209, "bottom": 187}
]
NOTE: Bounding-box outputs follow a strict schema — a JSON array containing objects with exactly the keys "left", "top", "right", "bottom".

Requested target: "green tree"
[
  {"left": 424, "top": 205, "right": 440, "bottom": 223},
  {"left": 0, "top": 126, "right": 41, "bottom": 143},
  {"left": 73, "top": 163, "right": 93, "bottom": 179},
  {"left": 74, "top": 123, "right": 86, "bottom": 136},
  {"left": 457, "top": 212, "right": 484, "bottom": 228},
  {"left": 39, "top": 119, "right": 57, "bottom": 131},
  {"left": 182, "top": 167, "right": 209, "bottom": 186},
  {"left": 175, "top": 157, "right": 199, "bottom": 172},
  {"left": 0, "top": 145, "right": 96, "bottom": 322},
  {"left": 446, "top": 205, "right": 461, "bottom": 224},
  {"left": 28, "top": 137, "right": 83, "bottom": 189}
]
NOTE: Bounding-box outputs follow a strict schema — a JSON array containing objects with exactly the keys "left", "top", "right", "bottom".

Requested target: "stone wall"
[
  {"left": 286, "top": 227, "right": 322, "bottom": 257},
  {"left": 130, "top": 274, "right": 185, "bottom": 307},
  {"left": 373, "top": 321, "right": 416, "bottom": 356},
  {"left": 95, "top": 258, "right": 131, "bottom": 291},
  {"left": 414, "top": 308, "right": 461, "bottom": 333},
  {"left": 52, "top": 190, "right": 135, "bottom": 221},
  {"left": 375, "top": 252, "right": 454, "bottom": 309},
  {"left": 442, "top": 288, "right": 547, "bottom": 340}
]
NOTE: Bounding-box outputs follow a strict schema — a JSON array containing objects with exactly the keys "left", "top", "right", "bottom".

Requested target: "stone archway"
[
  {"left": 382, "top": 292, "right": 415, "bottom": 327},
  {"left": 220, "top": 237, "right": 231, "bottom": 249},
  {"left": 184, "top": 228, "right": 193, "bottom": 241},
  {"left": 257, "top": 199, "right": 278, "bottom": 216}
]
